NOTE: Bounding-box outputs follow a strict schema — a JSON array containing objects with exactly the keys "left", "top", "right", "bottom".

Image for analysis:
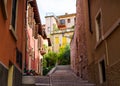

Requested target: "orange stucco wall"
[{"left": 0, "top": 0, "right": 26, "bottom": 70}]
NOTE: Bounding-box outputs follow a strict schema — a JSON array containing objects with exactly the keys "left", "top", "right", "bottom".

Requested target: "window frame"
[
  {"left": 9, "top": 0, "right": 18, "bottom": 40},
  {"left": 74, "top": 17, "right": 76, "bottom": 24},
  {"left": 98, "top": 58, "right": 106, "bottom": 84},
  {"left": 60, "top": 19, "right": 65, "bottom": 25},
  {"left": 95, "top": 9, "right": 103, "bottom": 42},
  {"left": 16, "top": 48, "right": 22, "bottom": 69},
  {"left": 55, "top": 37, "right": 59, "bottom": 44},
  {"left": 67, "top": 19, "right": 71, "bottom": 23},
  {"left": 1, "top": 0, "right": 8, "bottom": 19}
]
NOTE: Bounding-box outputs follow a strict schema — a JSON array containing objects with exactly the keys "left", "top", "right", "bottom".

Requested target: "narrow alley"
[{"left": 0, "top": 0, "right": 120, "bottom": 86}]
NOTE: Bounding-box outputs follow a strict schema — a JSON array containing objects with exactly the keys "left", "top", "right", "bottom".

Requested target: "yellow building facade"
[
  {"left": 45, "top": 13, "right": 76, "bottom": 52},
  {"left": 51, "top": 29, "right": 74, "bottom": 52}
]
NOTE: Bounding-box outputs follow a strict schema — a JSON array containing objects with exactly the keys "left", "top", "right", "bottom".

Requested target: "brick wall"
[{"left": 70, "top": 0, "right": 88, "bottom": 79}]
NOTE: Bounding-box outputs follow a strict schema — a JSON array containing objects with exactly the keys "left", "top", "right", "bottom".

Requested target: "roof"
[
  {"left": 45, "top": 15, "right": 55, "bottom": 18},
  {"left": 29, "top": 0, "right": 47, "bottom": 39},
  {"left": 58, "top": 13, "right": 76, "bottom": 18},
  {"left": 29, "top": 0, "right": 41, "bottom": 24}
]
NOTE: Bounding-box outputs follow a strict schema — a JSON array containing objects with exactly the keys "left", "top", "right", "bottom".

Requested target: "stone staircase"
[
  {"left": 50, "top": 65, "right": 95, "bottom": 86},
  {"left": 23, "top": 65, "right": 95, "bottom": 86},
  {"left": 35, "top": 76, "right": 51, "bottom": 86}
]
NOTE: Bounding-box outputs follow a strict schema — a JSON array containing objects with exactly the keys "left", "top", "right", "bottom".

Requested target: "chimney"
[{"left": 65, "top": 13, "right": 68, "bottom": 15}]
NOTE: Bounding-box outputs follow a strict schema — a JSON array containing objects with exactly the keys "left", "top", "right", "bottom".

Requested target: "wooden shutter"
[
  {"left": 38, "top": 36, "right": 41, "bottom": 50},
  {"left": 38, "top": 36, "right": 43, "bottom": 50},
  {"left": 32, "top": 20, "right": 35, "bottom": 37},
  {"left": 34, "top": 24, "right": 38, "bottom": 39},
  {"left": 28, "top": 7, "right": 33, "bottom": 27}
]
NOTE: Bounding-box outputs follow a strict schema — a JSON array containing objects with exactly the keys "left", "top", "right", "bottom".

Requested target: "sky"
[{"left": 36, "top": 0, "right": 76, "bottom": 24}]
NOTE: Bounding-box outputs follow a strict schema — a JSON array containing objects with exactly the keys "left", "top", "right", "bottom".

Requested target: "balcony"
[{"left": 39, "top": 48, "right": 46, "bottom": 55}]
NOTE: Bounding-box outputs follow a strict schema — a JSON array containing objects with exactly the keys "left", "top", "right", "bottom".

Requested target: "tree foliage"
[
  {"left": 43, "top": 51, "right": 57, "bottom": 75},
  {"left": 43, "top": 51, "right": 57, "bottom": 67},
  {"left": 57, "top": 44, "right": 70, "bottom": 65},
  {"left": 43, "top": 44, "right": 70, "bottom": 75}
]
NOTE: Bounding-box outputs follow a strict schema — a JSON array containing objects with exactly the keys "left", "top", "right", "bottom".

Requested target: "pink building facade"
[{"left": 24, "top": 0, "right": 47, "bottom": 75}]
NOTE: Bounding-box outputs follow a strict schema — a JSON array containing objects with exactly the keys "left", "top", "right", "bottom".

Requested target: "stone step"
[
  {"left": 35, "top": 76, "right": 50, "bottom": 84},
  {"left": 35, "top": 83, "right": 52, "bottom": 86},
  {"left": 52, "top": 83, "right": 95, "bottom": 86},
  {"left": 56, "top": 65, "right": 70, "bottom": 70},
  {"left": 34, "top": 65, "right": 95, "bottom": 86}
]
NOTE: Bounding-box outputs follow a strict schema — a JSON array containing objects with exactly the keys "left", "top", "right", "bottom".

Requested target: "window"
[
  {"left": 34, "top": 24, "right": 38, "bottom": 39},
  {"left": 74, "top": 18, "right": 76, "bottom": 24},
  {"left": 32, "top": 20, "right": 35, "bottom": 37},
  {"left": 1, "top": 0, "right": 8, "bottom": 19},
  {"left": 99, "top": 60, "right": 106, "bottom": 83},
  {"left": 60, "top": 19, "right": 65, "bottom": 24},
  {"left": 11, "top": 0, "right": 17, "bottom": 30},
  {"left": 67, "top": 19, "right": 71, "bottom": 23},
  {"left": 16, "top": 48, "right": 22, "bottom": 69},
  {"left": 62, "top": 37, "right": 67, "bottom": 45},
  {"left": 48, "top": 27, "right": 50, "bottom": 32},
  {"left": 88, "top": 0, "right": 92, "bottom": 33},
  {"left": 55, "top": 37, "right": 59, "bottom": 44},
  {"left": 95, "top": 11, "right": 102, "bottom": 41},
  {"left": 28, "top": 6, "right": 33, "bottom": 28},
  {"left": 38, "top": 36, "right": 42, "bottom": 50}
]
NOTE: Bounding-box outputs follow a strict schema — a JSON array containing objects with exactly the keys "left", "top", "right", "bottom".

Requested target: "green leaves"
[
  {"left": 43, "top": 44, "right": 70, "bottom": 75},
  {"left": 57, "top": 44, "right": 70, "bottom": 65}
]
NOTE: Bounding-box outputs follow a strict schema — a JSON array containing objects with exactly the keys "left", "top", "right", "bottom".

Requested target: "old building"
[
  {"left": 71, "top": 0, "right": 120, "bottom": 86},
  {"left": 24, "top": 0, "right": 48, "bottom": 76},
  {"left": 85, "top": 0, "right": 120, "bottom": 86},
  {"left": 0, "top": 0, "right": 26, "bottom": 86},
  {"left": 45, "top": 13, "right": 76, "bottom": 52},
  {"left": 70, "top": 0, "right": 88, "bottom": 80}
]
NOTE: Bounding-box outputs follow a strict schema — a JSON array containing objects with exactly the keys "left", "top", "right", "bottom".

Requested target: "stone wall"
[
  {"left": 13, "top": 66, "right": 22, "bottom": 86},
  {"left": 70, "top": 0, "right": 88, "bottom": 80},
  {"left": 0, "top": 62, "right": 8, "bottom": 86}
]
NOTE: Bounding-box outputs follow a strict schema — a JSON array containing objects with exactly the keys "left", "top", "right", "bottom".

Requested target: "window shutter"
[
  {"left": 34, "top": 24, "right": 38, "bottom": 39},
  {"left": 38, "top": 36, "right": 43, "bottom": 50},
  {"left": 28, "top": 7, "right": 33, "bottom": 27},
  {"left": 38, "top": 36, "right": 41, "bottom": 50},
  {"left": 31, "top": 12, "right": 34, "bottom": 28},
  {"left": 32, "top": 20, "right": 35, "bottom": 37}
]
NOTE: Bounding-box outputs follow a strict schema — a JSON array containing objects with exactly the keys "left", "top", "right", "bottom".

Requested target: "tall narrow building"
[
  {"left": 24, "top": 0, "right": 48, "bottom": 76},
  {"left": 70, "top": 0, "right": 88, "bottom": 80},
  {"left": 71, "top": 0, "right": 120, "bottom": 85},
  {"left": 0, "top": 0, "right": 26, "bottom": 86},
  {"left": 85, "top": 0, "right": 120, "bottom": 85}
]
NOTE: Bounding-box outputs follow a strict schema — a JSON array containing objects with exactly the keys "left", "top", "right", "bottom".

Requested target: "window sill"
[
  {"left": 95, "top": 38, "right": 103, "bottom": 49},
  {"left": 9, "top": 25, "right": 17, "bottom": 41}
]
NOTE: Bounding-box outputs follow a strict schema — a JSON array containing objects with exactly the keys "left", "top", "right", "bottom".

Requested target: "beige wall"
[
  {"left": 86, "top": 0, "right": 120, "bottom": 85},
  {"left": 59, "top": 16, "right": 76, "bottom": 28},
  {"left": 52, "top": 31, "right": 74, "bottom": 52},
  {"left": 45, "top": 16, "right": 57, "bottom": 37}
]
